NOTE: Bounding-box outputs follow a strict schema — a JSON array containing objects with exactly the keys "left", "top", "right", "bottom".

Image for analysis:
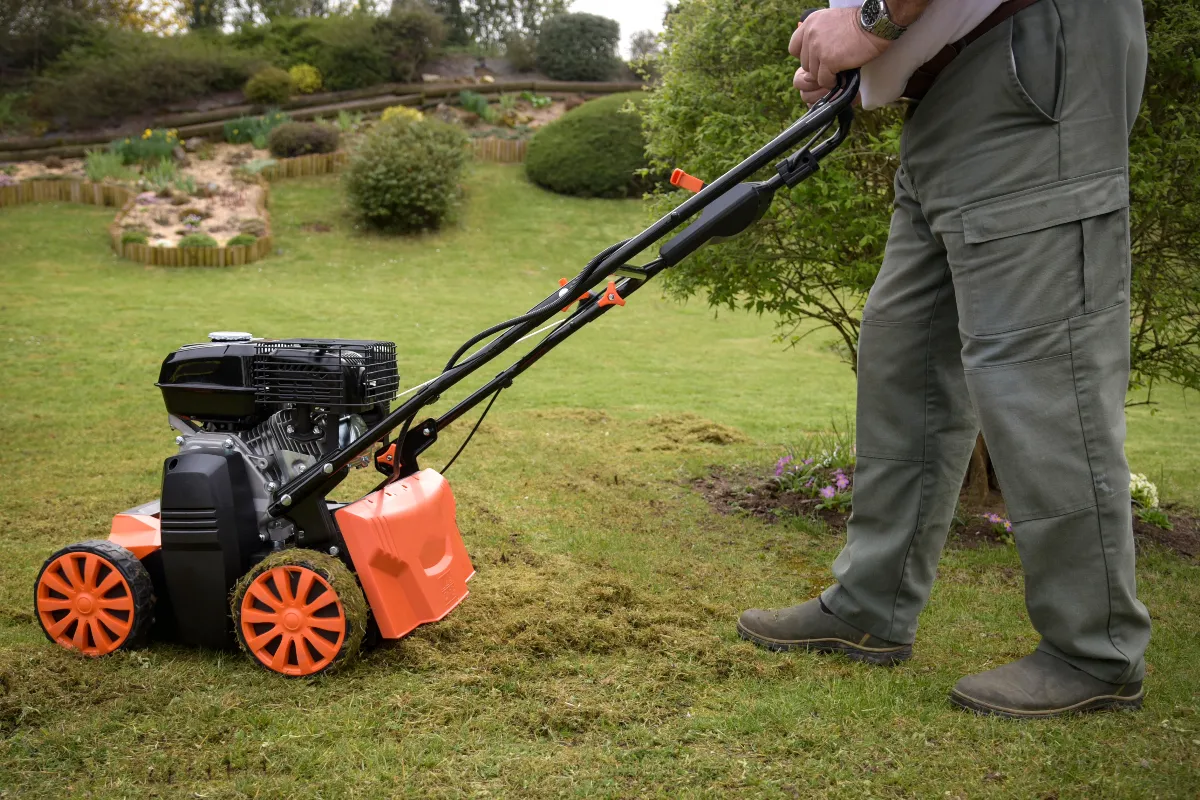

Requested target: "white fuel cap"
[{"left": 208, "top": 331, "right": 254, "bottom": 342}]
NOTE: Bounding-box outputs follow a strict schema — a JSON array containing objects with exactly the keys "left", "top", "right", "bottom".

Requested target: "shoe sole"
[
  {"left": 736, "top": 621, "right": 913, "bottom": 666},
  {"left": 948, "top": 687, "right": 1145, "bottom": 719}
]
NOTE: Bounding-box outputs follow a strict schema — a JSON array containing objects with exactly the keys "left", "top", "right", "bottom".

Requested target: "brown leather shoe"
[
  {"left": 737, "top": 597, "right": 913, "bottom": 665},
  {"left": 950, "top": 650, "right": 1145, "bottom": 718}
]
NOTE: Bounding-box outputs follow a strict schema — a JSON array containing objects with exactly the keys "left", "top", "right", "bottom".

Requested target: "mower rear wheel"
[
  {"left": 232, "top": 550, "right": 367, "bottom": 677},
  {"left": 34, "top": 540, "right": 155, "bottom": 656}
]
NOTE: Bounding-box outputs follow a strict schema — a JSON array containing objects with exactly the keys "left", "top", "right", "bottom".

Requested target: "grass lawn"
[{"left": 0, "top": 164, "right": 1197, "bottom": 798}]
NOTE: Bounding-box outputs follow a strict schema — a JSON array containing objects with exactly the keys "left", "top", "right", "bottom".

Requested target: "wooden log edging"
[
  {"left": 472, "top": 137, "right": 528, "bottom": 163},
  {"left": 259, "top": 151, "right": 349, "bottom": 181},
  {"left": 0, "top": 80, "right": 645, "bottom": 162}
]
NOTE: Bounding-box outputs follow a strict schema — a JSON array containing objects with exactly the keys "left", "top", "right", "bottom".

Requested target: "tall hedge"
[
  {"left": 525, "top": 92, "right": 650, "bottom": 198},
  {"left": 536, "top": 13, "right": 620, "bottom": 81}
]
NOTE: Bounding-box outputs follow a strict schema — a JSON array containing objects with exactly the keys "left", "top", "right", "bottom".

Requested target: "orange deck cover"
[
  {"left": 335, "top": 469, "right": 474, "bottom": 640},
  {"left": 109, "top": 513, "right": 161, "bottom": 559}
]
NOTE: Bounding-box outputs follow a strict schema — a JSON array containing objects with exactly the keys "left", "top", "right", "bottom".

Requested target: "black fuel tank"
[{"left": 157, "top": 341, "right": 259, "bottom": 423}]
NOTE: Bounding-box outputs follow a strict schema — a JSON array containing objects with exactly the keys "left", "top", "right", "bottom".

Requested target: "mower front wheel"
[
  {"left": 34, "top": 540, "right": 155, "bottom": 656},
  {"left": 231, "top": 550, "right": 367, "bottom": 677}
]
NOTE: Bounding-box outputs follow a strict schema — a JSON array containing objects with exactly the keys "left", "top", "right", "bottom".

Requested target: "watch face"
[{"left": 861, "top": 0, "right": 883, "bottom": 26}]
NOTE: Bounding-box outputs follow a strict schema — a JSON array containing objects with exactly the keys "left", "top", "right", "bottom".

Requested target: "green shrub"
[
  {"left": 520, "top": 90, "right": 552, "bottom": 109},
  {"left": 110, "top": 128, "right": 180, "bottom": 165},
  {"left": 344, "top": 117, "right": 469, "bottom": 233},
  {"left": 34, "top": 30, "right": 265, "bottom": 130},
  {"left": 289, "top": 63, "right": 323, "bottom": 94},
  {"left": 224, "top": 111, "right": 291, "bottom": 145},
  {"left": 178, "top": 233, "right": 218, "bottom": 248},
  {"left": 503, "top": 32, "right": 538, "bottom": 73},
  {"left": 376, "top": 3, "right": 447, "bottom": 83},
  {"left": 245, "top": 66, "right": 295, "bottom": 106},
  {"left": 537, "top": 13, "right": 620, "bottom": 81},
  {"left": 267, "top": 121, "right": 340, "bottom": 158},
  {"left": 227, "top": 233, "right": 259, "bottom": 247},
  {"left": 85, "top": 150, "right": 133, "bottom": 182},
  {"left": 121, "top": 230, "right": 149, "bottom": 245},
  {"left": 141, "top": 161, "right": 178, "bottom": 193},
  {"left": 459, "top": 90, "right": 498, "bottom": 123},
  {"left": 525, "top": 92, "right": 649, "bottom": 198}
]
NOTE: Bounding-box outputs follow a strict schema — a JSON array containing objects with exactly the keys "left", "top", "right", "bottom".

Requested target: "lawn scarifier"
[{"left": 33, "top": 73, "right": 862, "bottom": 677}]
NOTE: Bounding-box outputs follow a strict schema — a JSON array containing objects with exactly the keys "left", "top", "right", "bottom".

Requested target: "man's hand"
[{"left": 790, "top": 7, "right": 890, "bottom": 103}]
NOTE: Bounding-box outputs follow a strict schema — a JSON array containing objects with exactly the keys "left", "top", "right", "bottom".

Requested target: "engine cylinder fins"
[
  {"left": 34, "top": 540, "right": 155, "bottom": 656},
  {"left": 231, "top": 550, "right": 367, "bottom": 677}
]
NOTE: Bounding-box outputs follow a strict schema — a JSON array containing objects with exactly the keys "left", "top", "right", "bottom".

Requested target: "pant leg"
[
  {"left": 821, "top": 166, "right": 979, "bottom": 644},
  {"left": 900, "top": 0, "right": 1151, "bottom": 683}
]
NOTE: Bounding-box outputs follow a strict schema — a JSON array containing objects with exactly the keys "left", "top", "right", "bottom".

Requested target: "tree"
[
  {"left": 186, "top": 0, "right": 228, "bottom": 29},
  {"left": 426, "top": 0, "right": 566, "bottom": 48},
  {"left": 629, "top": 29, "right": 660, "bottom": 61}
]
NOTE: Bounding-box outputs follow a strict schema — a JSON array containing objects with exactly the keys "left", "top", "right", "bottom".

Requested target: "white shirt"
[{"left": 829, "top": 0, "right": 1006, "bottom": 108}]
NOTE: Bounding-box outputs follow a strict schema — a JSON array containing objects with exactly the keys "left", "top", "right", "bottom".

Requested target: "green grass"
[{"left": 0, "top": 165, "right": 1197, "bottom": 798}]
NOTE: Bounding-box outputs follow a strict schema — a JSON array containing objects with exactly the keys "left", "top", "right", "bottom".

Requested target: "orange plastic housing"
[
  {"left": 335, "top": 469, "right": 474, "bottom": 640},
  {"left": 109, "top": 511, "right": 161, "bottom": 559}
]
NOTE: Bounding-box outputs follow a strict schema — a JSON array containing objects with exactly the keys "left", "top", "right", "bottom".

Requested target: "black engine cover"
[{"left": 159, "top": 451, "right": 262, "bottom": 650}]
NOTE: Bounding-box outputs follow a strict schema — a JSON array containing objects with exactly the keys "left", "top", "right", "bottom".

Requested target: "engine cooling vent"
[{"left": 252, "top": 339, "right": 399, "bottom": 408}]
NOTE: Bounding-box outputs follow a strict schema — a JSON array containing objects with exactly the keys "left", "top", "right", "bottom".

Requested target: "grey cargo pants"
[{"left": 821, "top": 0, "right": 1151, "bottom": 684}]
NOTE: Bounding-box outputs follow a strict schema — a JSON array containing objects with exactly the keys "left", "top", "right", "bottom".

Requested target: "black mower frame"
[{"left": 269, "top": 71, "right": 861, "bottom": 547}]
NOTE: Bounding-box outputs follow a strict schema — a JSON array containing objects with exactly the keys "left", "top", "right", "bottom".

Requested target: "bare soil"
[{"left": 693, "top": 464, "right": 1199, "bottom": 560}]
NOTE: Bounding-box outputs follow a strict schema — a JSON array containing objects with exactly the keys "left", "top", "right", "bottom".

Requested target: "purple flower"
[
  {"left": 805, "top": 478, "right": 815, "bottom": 488},
  {"left": 834, "top": 470, "right": 850, "bottom": 490},
  {"left": 774, "top": 455, "right": 793, "bottom": 477},
  {"left": 1004, "top": 521, "right": 1013, "bottom": 533},
  {"left": 803, "top": 458, "right": 813, "bottom": 465},
  {"left": 819, "top": 486, "right": 836, "bottom": 500}
]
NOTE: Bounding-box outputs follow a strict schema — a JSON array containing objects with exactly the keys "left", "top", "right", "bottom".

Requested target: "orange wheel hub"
[
  {"left": 239, "top": 565, "right": 346, "bottom": 677},
  {"left": 36, "top": 551, "right": 135, "bottom": 656}
]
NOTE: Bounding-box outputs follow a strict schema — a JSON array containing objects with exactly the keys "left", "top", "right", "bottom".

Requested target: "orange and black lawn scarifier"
[{"left": 34, "top": 74, "right": 860, "bottom": 677}]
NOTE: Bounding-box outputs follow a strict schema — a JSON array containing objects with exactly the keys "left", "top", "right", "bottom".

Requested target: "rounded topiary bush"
[
  {"left": 344, "top": 117, "right": 470, "bottom": 233},
  {"left": 178, "top": 233, "right": 218, "bottom": 248},
  {"left": 525, "top": 92, "right": 649, "bottom": 198},
  {"left": 267, "top": 121, "right": 340, "bottom": 158},
  {"left": 537, "top": 13, "right": 620, "bottom": 81},
  {"left": 245, "top": 67, "right": 295, "bottom": 106},
  {"left": 288, "top": 64, "right": 323, "bottom": 94}
]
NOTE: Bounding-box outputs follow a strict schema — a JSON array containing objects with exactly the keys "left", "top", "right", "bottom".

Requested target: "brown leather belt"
[{"left": 901, "top": 0, "right": 1044, "bottom": 101}]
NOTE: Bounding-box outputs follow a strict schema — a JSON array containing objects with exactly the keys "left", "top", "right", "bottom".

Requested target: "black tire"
[{"left": 34, "top": 540, "right": 155, "bottom": 655}]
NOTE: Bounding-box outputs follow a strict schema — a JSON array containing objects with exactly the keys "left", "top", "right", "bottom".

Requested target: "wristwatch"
[{"left": 858, "top": 0, "right": 908, "bottom": 41}]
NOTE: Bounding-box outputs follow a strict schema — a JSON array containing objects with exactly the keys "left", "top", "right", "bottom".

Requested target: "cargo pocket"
[{"left": 953, "top": 168, "right": 1130, "bottom": 337}]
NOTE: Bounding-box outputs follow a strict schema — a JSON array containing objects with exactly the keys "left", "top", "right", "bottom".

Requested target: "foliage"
[
  {"left": 174, "top": 173, "right": 198, "bottom": 195},
  {"left": 502, "top": 31, "right": 537, "bottom": 72},
  {"left": 266, "top": 121, "right": 339, "bottom": 157},
  {"left": 84, "top": 150, "right": 132, "bottom": 183},
  {"left": 1127, "top": 0, "right": 1200, "bottom": 403},
  {"left": 288, "top": 62, "right": 322, "bottom": 94},
  {"left": 536, "top": 13, "right": 620, "bottom": 82},
  {"left": 427, "top": 0, "right": 568, "bottom": 48},
  {"left": 227, "top": 233, "right": 258, "bottom": 246},
  {"left": 343, "top": 116, "right": 469, "bottom": 233},
  {"left": 335, "top": 109, "right": 365, "bottom": 132},
  {"left": 120, "top": 229, "right": 149, "bottom": 245},
  {"left": 32, "top": 29, "right": 265, "bottom": 129},
  {"left": 982, "top": 513, "right": 1016, "bottom": 545},
  {"left": 236, "top": 158, "right": 278, "bottom": 177},
  {"left": 519, "top": 90, "right": 551, "bottom": 109},
  {"left": 645, "top": 0, "right": 901, "bottom": 368},
  {"left": 140, "top": 160, "right": 178, "bottom": 192},
  {"left": 630, "top": 29, "right": 662, "bottom": 61},
  {"left": 381, "top": 104, "right": 424, "bottom": 124},
  {"left": 177, "top": 232, "right": 219, "bottom": 248},
  {"left": 1130, "top": 472, "right": 1161, "bottom": 509},
  {"left": 223, "top": 110, "right": 291, "bottom": 145},
  {"left": 773, "top": 425, "right": 856, "bottom": 514},
  {"left": 459, "top": 89, "right": 498, "bottom": 123},
  {"left": 244, "top": 65, "right": 294, "bottom": 105},
  {"left": 110, "top": 128, "right": 180, "bottom": 165},
  {"left": 0, "top": 92, "right": 31, "bottom": 134},
  {"left": 525, "top": 92, "right": 649, "bottom": 198},
  {"left": 1136, "top": 506, "right": 1173, "bottom": 530}
]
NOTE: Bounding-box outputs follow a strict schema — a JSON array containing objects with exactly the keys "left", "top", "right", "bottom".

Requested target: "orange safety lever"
[
  {"left": 558, "top": 278, "right": 592, "bottom": 312},
  {"left": 597, "top": 280, "right": 625, "bottom": 308},
  {"left": 670, "top": 168, "right": 705, "bottom": 194}
]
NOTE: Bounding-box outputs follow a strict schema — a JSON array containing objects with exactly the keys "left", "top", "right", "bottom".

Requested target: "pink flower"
[
  {"left": 774, "top": 455, "right": 793, "bottom": 477},
  {"left": 835, "top": 471, "right": 850, "bottom": 490},
  {"left": 819, "top": 486, "right": 836, "bottom": 500}
]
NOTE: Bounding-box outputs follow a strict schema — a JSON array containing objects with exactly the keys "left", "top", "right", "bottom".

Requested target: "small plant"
[
  {"left": 236, "top": 158, "right": 279, "bottom": 178},
  {"left": 773, "top": 424, "right": 856, "bottom": 516},
  {"left": 519, "top": 90, "right": 552, "bottom": 109},
  {"left": 239, "top": 218, "right": 268, "bottom": 237},
  {"left": 173, "top": 174, "right": 197, "bottom": 196},
  {"left": 288, "top": 64, "right": 322, "bottom": 95},
  {"left": 224, "top": 111, "right": 291, "bottom": 146},
  {"left": 459, "top": 90, "right": 498, "bottom": 124},
  {"left": 1130, "top": 473, "right": 1160, "bottom": 510},
  {"left": 335, "top": 110, "right": 365, "bottom": 133},
  {"left": 141, "top": 161, "right": 178, "bottom": 193},
  {"left": 1135, "top": 506, "right": 1173, "bottom": 531},
  {"left": 266, "top": 122, "right": 340, "bottom": 158},
  {"left": 43, "top": 155, "right": 64, "bottom": 170},
  {"left": 982, "top": 513, "right": 1015, "bottom": 546},
  {"left": 227, "top": 233, "right": 258, "bottom": 247},
  {"left": 0, "top": 92, "right": 31, "bottom": 133},
  {"left": 181, "top": 213, "right": 204, "bottom": 231},
  {"left": 244, "top": 67, "right": 295, "bottom": 106},
  {"left": 84, "top": 150, "right": 133, "bottom": 183},
  {"left": 111, "top": 128, "right": 180, "bottom": 165},
  {"left": 177, "top": 233, "right": 218, "bottom": 248},
  {"left": 120, "top": 230, "right": 149, "bottom": 245},
  {"left": 498, "top": 93, "right": 519, "bottom": 113},
  {"left": 381, "top": 105, "right": 424, "bottom": 125}
]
